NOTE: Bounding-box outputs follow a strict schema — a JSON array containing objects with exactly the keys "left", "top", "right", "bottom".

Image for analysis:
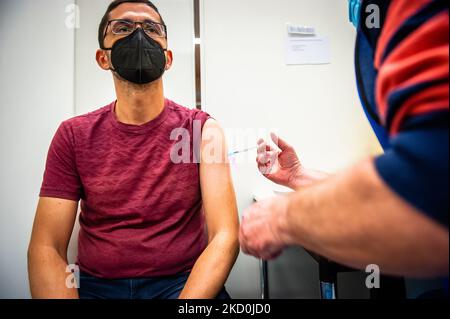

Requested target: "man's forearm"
[
  {"left": 179, "top": 233, "right": 239, "bottom": 299},
  {"left": 28, "top": 246, "right": 79, "bottom": 299},
  {"left": 290, "top": 167, "right": 330, "bottom": 190},
  {"left": 279, "top": 159, "right": 449, "bottom": 277}
]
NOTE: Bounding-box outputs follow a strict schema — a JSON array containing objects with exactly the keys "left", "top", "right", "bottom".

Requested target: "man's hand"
[
  {"left": 245, "top": 160, "right": 449, "bottom": 277},
  {"left": 257, "top": 133, "right": 302, "bottom": 189},
  {"left": 257, "top": 133, "right": 328, "bottom": 190},
  {"left": 239, "top": 195, "right": 290, "bottom": 260}
]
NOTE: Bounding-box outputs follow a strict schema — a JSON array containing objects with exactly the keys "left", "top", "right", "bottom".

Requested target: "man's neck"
[{"left": 114, "top": 78, "right": 166, "bottom": 126}]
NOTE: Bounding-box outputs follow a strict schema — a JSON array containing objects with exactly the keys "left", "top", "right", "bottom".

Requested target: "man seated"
[{"left": 27, "top": 0, "right": 239, "bottom": 299}]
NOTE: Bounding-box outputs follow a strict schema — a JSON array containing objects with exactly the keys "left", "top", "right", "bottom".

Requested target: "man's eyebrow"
[
  {"left": 115, "top": 16, "right": 161, "bottom": 24},
  {"left": 144, "top": 18, "right": 163, "bottom": 24}
]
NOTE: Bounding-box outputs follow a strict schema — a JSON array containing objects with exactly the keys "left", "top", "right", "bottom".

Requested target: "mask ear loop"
[
  {"left": 99, "top": 47, "right": 117, "bottom": 73},
  {"left": 100, "top": 21, "right": 113, "bottom": 51},
  {"left": 163, "top": 49, "right": 171, "bottom": 71},
  {"left": 100, "top": 22, "right": 117, "bottom": 72}
]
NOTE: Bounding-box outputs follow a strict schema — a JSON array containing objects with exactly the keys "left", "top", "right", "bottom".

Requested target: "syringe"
[{"left": 228, "top": 146, "right": 258, "bottom": 157}]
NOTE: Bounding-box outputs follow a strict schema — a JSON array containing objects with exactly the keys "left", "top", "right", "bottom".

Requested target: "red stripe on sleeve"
[
  {"left": 376, "top": 12, "right": 449, "bottom": 135},
  {"left": 390, "top": 82, "right": 449, "bottom": 135},
  {"left": 375, "top": 0, "right": 433, "bottom": 69}
]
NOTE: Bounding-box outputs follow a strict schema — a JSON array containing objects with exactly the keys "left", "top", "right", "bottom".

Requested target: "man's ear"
[
  {"left": 165, "top": 50, "right": 173, "bottom": 71},
  {"left": 96, "top": 49, "right": 111, "bottom": 70}
]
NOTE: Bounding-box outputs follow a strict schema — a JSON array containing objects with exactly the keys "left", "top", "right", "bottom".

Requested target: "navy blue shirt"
[{"left": 355, "top": 0, "right": 449, "bottom": 227}]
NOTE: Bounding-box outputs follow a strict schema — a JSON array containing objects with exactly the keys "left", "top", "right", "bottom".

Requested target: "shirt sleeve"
[
  {"left": 190, "top": 109, "right": 212, "bottom": 164},
  {"left": 194, "top": 109, "right": 212, "bottom": 130},
  {"left": 374, "top": 0, "right": 449, "bottom": 226},
  {"left": 39, "top": 121, "right": 82, "bottom": 201}
]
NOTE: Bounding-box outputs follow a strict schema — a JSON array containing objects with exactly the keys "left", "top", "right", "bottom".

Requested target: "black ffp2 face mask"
[{"left": 105, "top": 28, "right": 167, "bottom": 85}]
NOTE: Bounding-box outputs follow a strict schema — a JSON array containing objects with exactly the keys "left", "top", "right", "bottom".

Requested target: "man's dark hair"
[{"left": 98, "top": 0, "right": 166, "bottom": 48}]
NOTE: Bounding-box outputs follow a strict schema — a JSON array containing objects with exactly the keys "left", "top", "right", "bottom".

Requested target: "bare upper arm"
[
  {"left": 199, "top": 119, "right": 239, "bottom": 241},
  {"left": 28, "top": 197, "right": 79, "bottom": 258}
]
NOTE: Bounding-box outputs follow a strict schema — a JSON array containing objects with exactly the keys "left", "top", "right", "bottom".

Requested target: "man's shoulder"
[
  {"left": 166, "top": 99, "right": 211, "bottom": 122},
  {"left": 61, "top": 102, "right": 113, "bottom": 130}
]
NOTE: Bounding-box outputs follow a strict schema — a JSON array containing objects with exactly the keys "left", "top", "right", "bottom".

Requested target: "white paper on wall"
[{"left": 285, "top": 34, "right": 331, "bottom": 65}]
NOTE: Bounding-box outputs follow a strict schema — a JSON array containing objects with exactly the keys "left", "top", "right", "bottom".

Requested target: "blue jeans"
[{"left": 78, "top": 271, "right": 231, "bottom": 300}]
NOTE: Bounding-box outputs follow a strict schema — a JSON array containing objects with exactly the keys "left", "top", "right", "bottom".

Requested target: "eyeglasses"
[{"left": 104, "top": 19, "right": 167, "bottom": 39}]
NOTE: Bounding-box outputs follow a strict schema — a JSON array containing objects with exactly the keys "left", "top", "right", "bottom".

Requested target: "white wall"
[
  {"left": 0, "top": 0, "right": 76, "bottom": 299},
  {"left": 200, "top": 0, "right": 383, "bottom": 298}
]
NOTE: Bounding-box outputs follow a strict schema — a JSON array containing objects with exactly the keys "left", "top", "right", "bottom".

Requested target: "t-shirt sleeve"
[
  {"left": 194, "top": 109, "right": 213, "bottom": 130},
  {"left": 191, "top": 109, "right": 213, "bottom": 164},
  {"left": 374, "top": 1, "right": 449, "bottom": 226},
  {"left": 39, "top": 121, "right": 82, "bottom": 201}
]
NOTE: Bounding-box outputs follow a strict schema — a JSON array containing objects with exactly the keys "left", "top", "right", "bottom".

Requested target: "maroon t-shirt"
[{"left": 40, "top": 99, "right": 211, "bottom": 279}]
